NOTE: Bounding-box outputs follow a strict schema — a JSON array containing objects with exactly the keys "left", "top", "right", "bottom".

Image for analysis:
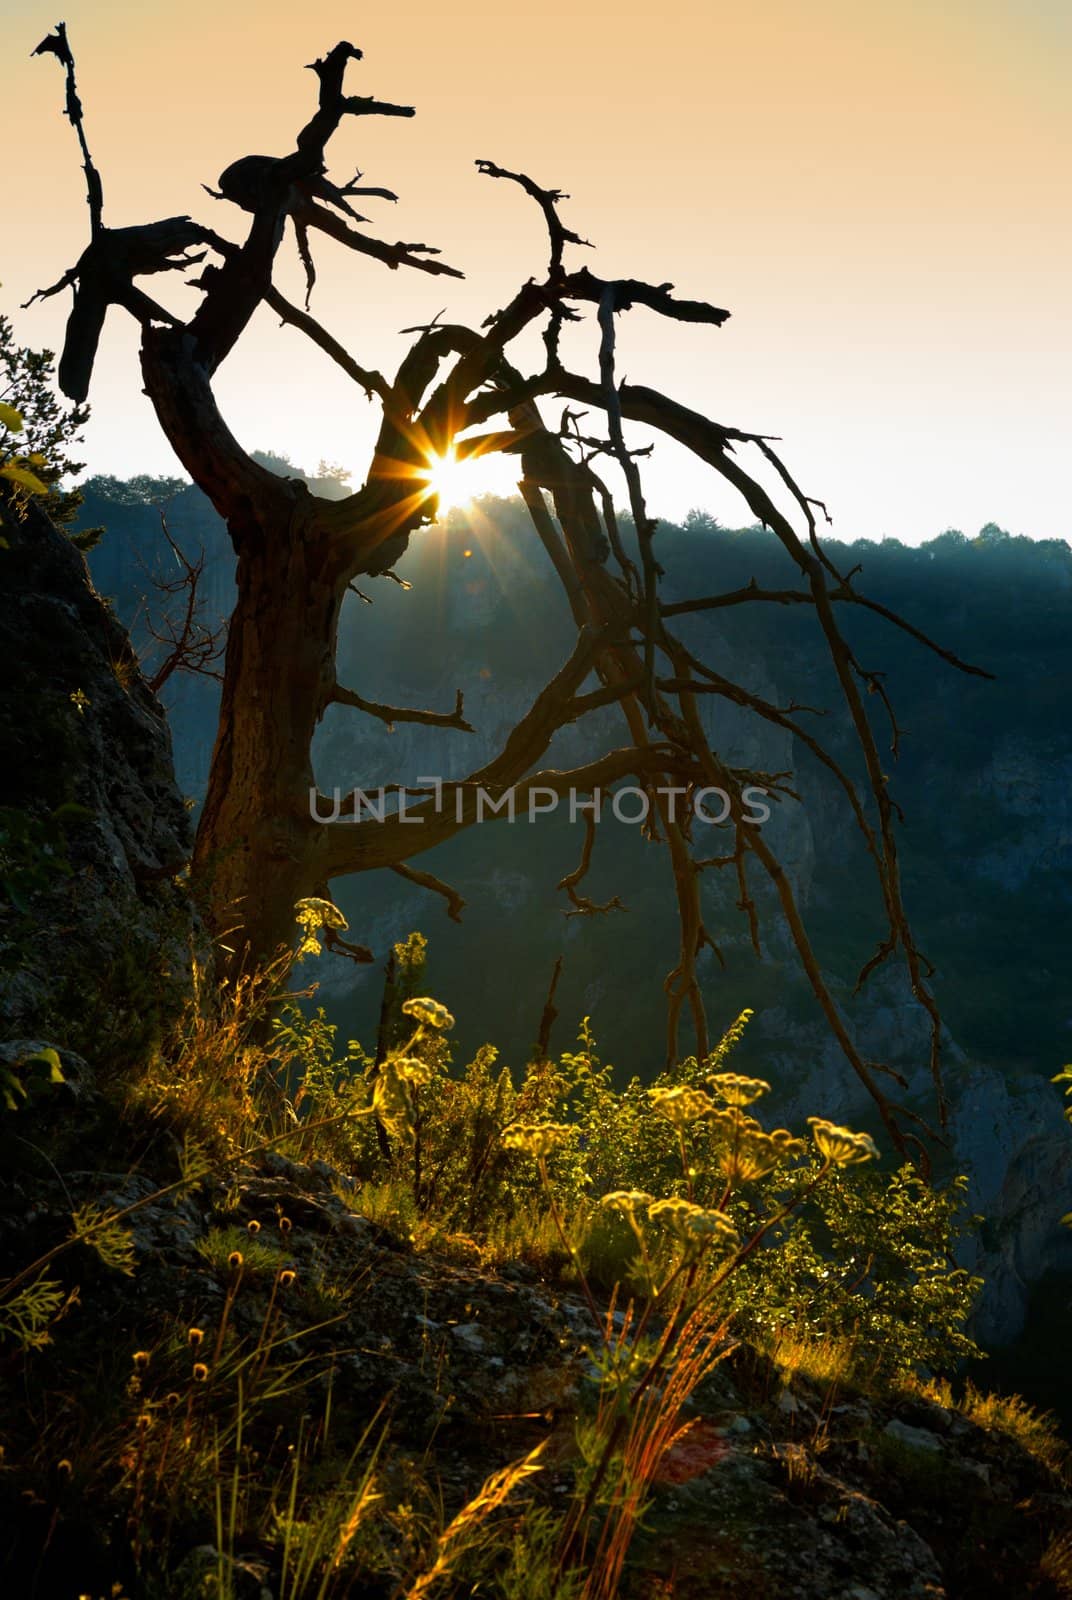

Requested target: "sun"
[{"left": 421, "top": 447, "right": 481, "bottom": 514}]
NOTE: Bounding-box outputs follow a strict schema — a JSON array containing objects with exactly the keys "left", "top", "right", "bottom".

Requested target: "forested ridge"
[{"left": 80, "top": 473, "right": 1072, "bottom": 1081}]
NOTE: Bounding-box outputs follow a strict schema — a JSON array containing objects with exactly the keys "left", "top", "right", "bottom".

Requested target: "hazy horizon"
[
  {"left": 3, "top": 0, "right": 1069, "bottom": 545},
  {"left": 77, "top": 467, "right": 1067, "bottom": 554}
]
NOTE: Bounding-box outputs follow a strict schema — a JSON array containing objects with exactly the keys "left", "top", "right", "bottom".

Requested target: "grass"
[
  {"left": 2, "top": 929, "right": 1068, "bottom": 1598},
  {"left": 196, "top": 1222, "right": 287, "bottom": 1277},
  {"left": 768, "top": 1330, "right": 856, "bottom": 1393},
  {"left": 906, "top": 1373, "right": 1068, "bottom": 1476},
  {"left": 959, "top": 1381, "right": 1067, "bottom": 1474},
  {"left": 1040, "top": 1530, "right": 1072, "bottom": 1597}
]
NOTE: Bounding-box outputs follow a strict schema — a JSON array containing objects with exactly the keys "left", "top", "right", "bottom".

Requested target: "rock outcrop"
[
  {"left": 0, "top": 492, "right": 196, "bottom": 1063},
  {"left": 2, "top": 1124, "right": 1068, "bottom": 1598}
]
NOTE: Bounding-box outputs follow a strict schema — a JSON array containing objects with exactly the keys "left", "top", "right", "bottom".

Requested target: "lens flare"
[{"left": 421, "top": 447, "right": 481, "bottom": 513}]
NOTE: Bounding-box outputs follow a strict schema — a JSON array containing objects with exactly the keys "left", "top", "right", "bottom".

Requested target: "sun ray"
[{"left": 420, "top": 446, "right": 485, "bottom": 514}]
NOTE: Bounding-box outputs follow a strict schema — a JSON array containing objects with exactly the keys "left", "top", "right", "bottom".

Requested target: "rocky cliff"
[{"left": 0, "top": 490, "right": 196, "bottom": 1065}]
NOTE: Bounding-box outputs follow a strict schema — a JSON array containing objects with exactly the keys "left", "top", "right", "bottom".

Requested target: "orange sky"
[{"left": 3, "top": 0, "right": 1069, "bottom": 542}]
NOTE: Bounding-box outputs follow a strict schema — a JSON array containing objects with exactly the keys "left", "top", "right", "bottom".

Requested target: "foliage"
[
  {"left": 0, "top": 802, "right": 92, "bottom": 918},
  {"left": 0, "top": 1043, "right": 65, "bottom": 1113},
  {"left": 957, "top": 1380, "right": 1067, "bottom": 1475},
  {"left": 0, "top": 1149, "right": 545, "bottom": 1598},
  {"left": 0, "top": 1272, "right": 67, "bottom": 1350},
  {"left": 130, "top": 951, "right": 301, "bottom": 1160},
  {"left": 261, "top": 951, "right": 976, "bottom": 1596},
  {"left": 0, "top": 398, "right": 50, "bottom": 503},
  {"left": 79, "top": 471, "right": 188, "bottom": 506},
  {"left": 273, "top": 937, "right": 981, "bottom": 1388},
  {"left": 196, "top": 1223, "right": 285, "bottom": 1278},
  {"left": 488, "top": 1017, "right": 893, "bottom": 1593},
  {"left": 0, "top": 915, "right": 995, "bottom": 1595},
  {"left": 0, "top": 311, "right": 91, "bottom": 530},
  {"left": 723, "top": 1162, "right": 984, "bottom": 1379},
  {"left": 69, "top": 1201, "right": 138, "bottom": 1276},
  {"left": 0, "top": 914, "right": 1031, "bottom": 1599}
]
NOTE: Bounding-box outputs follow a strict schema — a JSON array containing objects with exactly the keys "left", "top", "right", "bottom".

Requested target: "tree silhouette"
[{"left": 30, "top": 26, "right": 990, "bottom": 1160}]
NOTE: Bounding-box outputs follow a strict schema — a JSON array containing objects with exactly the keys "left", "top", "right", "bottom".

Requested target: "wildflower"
[
  {"left": 227, "top": 1250, "right": 243, "bottom": 1272},
  {"left": 707, "top": 1072, "right": 771, "bottom": 1107},
  {"left": 294, "top": 896, "right": 349, "bottom": 931},
  {"left": 187, "top": 1327, "right": 204, "bottom": 1349},
  {"left": 132, "top": 1350, "right": 150, "bottom": 1370},
  {"left": 135, "top": 1415, "right": 151, "bottom": 1434},
  {"left": 246, "top": 1219, "right": 261, "bottom": 1236},
  {"left": 373, "top": 1063, "right": 416, "bottom": 1142},
  {"left": 648, "top": 1085, "right": 715, "bottom": 1128},
  {"left": 279, "top": 1269, "right": 296, "bottom": 1289},
  {"left": 678, "top": 1208, "right": 739, "bottom": 1249},
  {"left": 708, "top": 1111, "right": 805, "bottom": 1182},
  {"left": 192, "top": 1362, "right": 209, "bottom": 1383},
  {"left": 56, "top": 1458, "right": 72, "bottom": 1476},
  {"left": 648, "top": 1198, "right": 739, "bottom": 1251},
  {"left": 600, "top": 1190, "right": 655, "bottom": 1217},
  {"left": 502, "top": 1122, "right": 572, "bottom": 1158},
  {"left": 808, "top": 1118, "right": 880, "bottom": 1166},
  {"left": 710, "top": 1106, "right": 757, "bottom": 1135},
  {"left": 401, "top": 996, "right": 455, "bottom": 1031},
  {"left": 279, "top": 1215, "right": 292, "bottom": 1234},
  {"left": 736, "top": 1130, "right": 805, "bottom": 1181},
  {"left": 647, "top": 1197, "right": 698, "bottom": 1231},
  {"left": 293, "top": 897, "right": 348, "bottom": 960},
  {"left": 394, "top": 1055, "right": 435, "bottom": 1087}
]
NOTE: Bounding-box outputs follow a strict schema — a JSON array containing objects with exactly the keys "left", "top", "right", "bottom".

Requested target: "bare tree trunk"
[{"left": 192, "top": 511, "right": 342, "bottom": 964}]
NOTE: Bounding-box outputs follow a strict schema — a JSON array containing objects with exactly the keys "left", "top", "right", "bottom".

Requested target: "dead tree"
[
  {"left": 30, "top": 27, "right": 992, "bottom": 1160},
  {"left": 139, "top": 508, "right": 226, "bottom": 696}
]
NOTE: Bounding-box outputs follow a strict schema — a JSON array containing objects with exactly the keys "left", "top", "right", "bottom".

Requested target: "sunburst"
[{"left": 421, "top": 446, "right": 482, "bottom": 514}]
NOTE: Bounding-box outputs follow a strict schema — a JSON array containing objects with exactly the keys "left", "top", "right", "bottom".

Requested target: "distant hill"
[{"left": 78, "top": 474, "right": 1072, "bottom": 1082}]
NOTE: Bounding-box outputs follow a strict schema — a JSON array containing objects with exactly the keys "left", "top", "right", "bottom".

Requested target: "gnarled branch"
[
  {"left": 331, "top": 683, "right": 474, "bottom": 733},
  {"left": 390, "top": 862, "right": 466, "bottom": 923},
  {"left": 558, "top": 810, "right": 628, "bottom": 918}
]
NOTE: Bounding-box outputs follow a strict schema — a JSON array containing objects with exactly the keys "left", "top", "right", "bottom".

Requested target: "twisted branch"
[{"left": 331, "top": 683, "right": 474, "bottom": 733}]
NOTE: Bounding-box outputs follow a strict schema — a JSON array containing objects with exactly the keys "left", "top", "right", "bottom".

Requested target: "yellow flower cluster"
[
  {"left": 707, "top": 1072, "right": 771, "bottom": 1107},
  {"left": 709, "top": 1109, "right": 806, "bottom": 1182},
  {"left": 648, "top": 1198, "right": 739, "bottom": 1250},
  {"left": 394, "top": 1055, "right": 435, "bottom": 1087},
  {"left": 600, "top": 1190, "right": 656, "bottom": 1217},
  {"left": 373, "top": 1062, "right": 416, "bottom": 1142},
  {"left": 293, "top": 897, "right": 349, "bottom": 960},
  {"left": 294, "top": 897, "right": 349, "bottom": 931},
  {"left": 647, "top": 1085, "right": 716, "bottom": 1128},
  {"left": 502, "top": 1122, "right": 572, "bottom": 1158},
  {"left": 402, "top": 997, "right": 455, "bottom": 1031},
  {"left": 808, "top": 1118, "right": 880, "bottom": 1166}
]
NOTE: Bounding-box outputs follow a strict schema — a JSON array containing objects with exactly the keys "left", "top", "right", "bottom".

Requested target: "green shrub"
[{"left": 277, "top": 934, "right": 982, "bottom": 1382}]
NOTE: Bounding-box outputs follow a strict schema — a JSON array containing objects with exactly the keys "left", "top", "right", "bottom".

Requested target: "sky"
[{"left": 2, "top": 0, "right": 1069, "bottom": 543}]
